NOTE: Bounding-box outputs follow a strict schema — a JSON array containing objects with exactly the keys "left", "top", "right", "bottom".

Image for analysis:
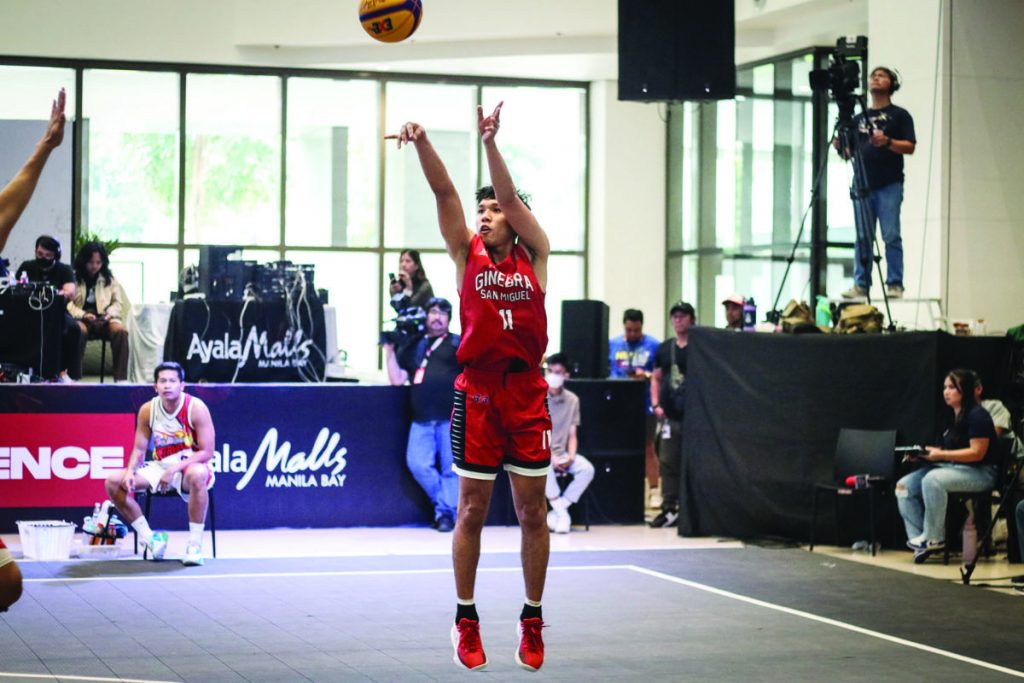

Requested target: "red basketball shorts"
[{"left": 451, "top": 366, "right": 552, "bottom": 480}]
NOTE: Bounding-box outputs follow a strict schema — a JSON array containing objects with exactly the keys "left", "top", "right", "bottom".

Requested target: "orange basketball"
[{"left": 359, "top": 0, "right": 423, "bottom": 43}]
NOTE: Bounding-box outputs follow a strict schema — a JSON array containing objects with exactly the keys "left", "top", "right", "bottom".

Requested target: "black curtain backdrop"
[{"left": 679, "top": 329, "right": 1010, "bottom": 542}]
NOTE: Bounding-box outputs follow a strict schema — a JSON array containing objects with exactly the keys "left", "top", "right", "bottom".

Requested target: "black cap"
[
  {"left": 669, "top": 301, "right": 695, "bottom": 318},
  {"left": 425, "top": 297, "right": 452, "bottom": 316}
]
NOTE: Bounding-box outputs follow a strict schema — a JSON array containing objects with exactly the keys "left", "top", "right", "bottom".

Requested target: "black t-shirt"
[
  {"left": 942, "top": 405, "right": 998, "bottom": 466},
  {"left": 654, "top": 338, "right": 688, "bottom": 420},
  {"left": 15, "top": 260, "right": 74, "bottom": 289},
  {"left": 852, "top": 104, "right": 916, "bottom": 189},
  {"left": 401, "top": 333, "right": 462, "bottom": 422}
]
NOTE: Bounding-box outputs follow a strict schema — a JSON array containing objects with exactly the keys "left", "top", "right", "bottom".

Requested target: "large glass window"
[
  {"left": 83, "top": 69, "right": 179, "bottom": 244},
  {"left": 383, "top": 82, "right": 477, "bottom": 250},
  {"left": 0, "top": 60, "right": 589, "bottom": 375},
  {"left": 286, "top": 77, "right": 380, "bottom": 248},
  {"left": 480, "top": 86, "right": 587, "bottom": 252},
  {"left": 184, "top": 74, "right": 281, "bottom": 247},
  {"left": 667, "top": 50, "right": 831, "bottom": 326},
  {"left": 0, "top": 66, "right": 75, "bottom": 265}
]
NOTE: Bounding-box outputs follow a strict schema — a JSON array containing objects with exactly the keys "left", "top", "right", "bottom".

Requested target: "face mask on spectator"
[
  {"left": 545, "top": 372, "right": 565, "bottom": 389},
  {"left": 36, "top": 256, "right": 54, "bottom": 268}
]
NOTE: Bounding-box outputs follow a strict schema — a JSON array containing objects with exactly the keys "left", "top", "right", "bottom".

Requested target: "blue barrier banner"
[{"left": 0, "top": 384, "right": 430, "bottom": 529}]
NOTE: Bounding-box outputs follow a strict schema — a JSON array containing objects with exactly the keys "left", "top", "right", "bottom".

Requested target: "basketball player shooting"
[{"left": 389, "top": 102, "right": 553, "bottom": 672}]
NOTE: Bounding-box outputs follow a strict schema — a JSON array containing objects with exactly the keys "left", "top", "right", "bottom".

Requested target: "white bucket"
[{"left": 16, "top": 520, "right": 76, "bottom": 561}]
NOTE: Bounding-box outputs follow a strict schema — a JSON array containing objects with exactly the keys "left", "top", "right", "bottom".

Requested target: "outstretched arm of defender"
[
  {"left": 388, "top": 123, "right": 472, "bottom": 265},
  {"left": 478, "top": 104, "right": 550, "bottom": 272},
  {"left": 0, "top": 89, "right": 66, "bottom": 252}
]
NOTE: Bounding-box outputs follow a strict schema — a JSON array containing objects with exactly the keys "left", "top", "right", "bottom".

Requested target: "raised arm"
[
  {"left": 0, "top": 89, "right": 66, "bottom": 253},
  {"left": 390, "top": 123, "right": 473, "bottom": 267},
  {"left": 478, "top": 103, "right": 550, "bottom": 288}
]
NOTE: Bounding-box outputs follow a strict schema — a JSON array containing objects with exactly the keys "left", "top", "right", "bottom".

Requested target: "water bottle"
[
  {"left": 84, "top": 502, "right": 100, "bottom": 534},
  {"left": 742, "top": 298, "right": 757, "bottom": 331},
  {"left": 962, "top": 518, "right": 977, "bottom": 565},
  {"left": 816, "top": 295, "right": 832, "bottom": 327}
]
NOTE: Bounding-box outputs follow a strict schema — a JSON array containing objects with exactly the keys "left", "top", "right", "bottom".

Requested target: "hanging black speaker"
[
  {"left": 618, "top": 0, "right": 736, "bottom": 102},
  {"left": 560, "top": 300, "right": 610, "bottom": 379}
]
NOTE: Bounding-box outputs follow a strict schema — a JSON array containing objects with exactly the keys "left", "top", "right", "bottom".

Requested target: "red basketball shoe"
[
  {"left": 515, "top": 617, "right": 545, "bottom": 671},
  {"left": 451, "top": 618, "right": 488, "bottom": 671}
]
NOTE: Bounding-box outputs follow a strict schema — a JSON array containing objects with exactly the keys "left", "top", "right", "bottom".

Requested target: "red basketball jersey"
[{"left": 458, "top": 235, "right": 547, "bottom": 370}]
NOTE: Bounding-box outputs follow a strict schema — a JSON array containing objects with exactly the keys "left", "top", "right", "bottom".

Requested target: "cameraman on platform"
[
  {"left": 384, "top": 297, "right": 461, "bottom": 532},
  {"left": 836, "top": 66, "right": 916, "bottom": 300}
]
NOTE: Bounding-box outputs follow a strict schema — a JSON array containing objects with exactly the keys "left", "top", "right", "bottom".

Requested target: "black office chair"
[
  {"left": 809, "top": 428, "right": 897, "bottom": 556},
  {"left": 942, "top": 435, "right": 1017, "bottom": 565},
  {"left": 133, "top": 487, "right": 217, "bottom": 558}
]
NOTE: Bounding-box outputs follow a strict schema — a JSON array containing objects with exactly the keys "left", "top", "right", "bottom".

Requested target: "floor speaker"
[
  {"left": 618, "top": 0, "right": 736, "bottom": 101},
  {"left": 560, "top": 300, "right": 609, "bottom": 379}
]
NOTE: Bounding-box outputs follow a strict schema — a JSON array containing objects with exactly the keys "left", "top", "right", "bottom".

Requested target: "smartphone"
[{"left": 388, "top": 272, "right": 396, "bottom": 283}]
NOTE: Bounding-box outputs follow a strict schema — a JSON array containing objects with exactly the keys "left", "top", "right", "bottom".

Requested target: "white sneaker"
[
  {"left": 649, "top": 490, "right": 664, "bottom": 510},
  {"left": 143, "top": 531, "right": 168, "bottom": 561},
  {"left": 554, "top": 507, "right": 571, "bottom": 534},
  {"left": 546, "top": 510, "right": 558, "bottom": 532},
  {"left": 182, "top": 542, "right": 204, "bottom": 567}
]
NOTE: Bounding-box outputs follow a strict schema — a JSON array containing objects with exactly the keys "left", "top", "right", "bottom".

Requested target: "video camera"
[
  {"left": 808, "top": 36, "right": 868, "bottom": 132},
  {"left": 379, "top": 306, "right": 427, "bottom": 348}
]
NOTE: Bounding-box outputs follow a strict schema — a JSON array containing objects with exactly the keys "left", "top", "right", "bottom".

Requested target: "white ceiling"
[
  {"left": 0, "top": 0, "right": 868, "bottom": 82},
  {"left": 232, "top": 0, "right": 867, "bottom": 81}
]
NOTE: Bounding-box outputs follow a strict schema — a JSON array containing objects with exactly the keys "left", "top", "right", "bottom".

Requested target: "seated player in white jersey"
[{"left": 104, "top": 361, "right": 215, "bottom": 566}]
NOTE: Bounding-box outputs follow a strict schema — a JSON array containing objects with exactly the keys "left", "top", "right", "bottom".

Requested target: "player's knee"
[
  {"left": 184, "top": 465, "right": 207, "bottom": 488},
  {"left": 0, "top": 562, "right": 23, "bottom": 612},
  {"left": 104, "top": 472, "right": 122, "bottom": 497}
]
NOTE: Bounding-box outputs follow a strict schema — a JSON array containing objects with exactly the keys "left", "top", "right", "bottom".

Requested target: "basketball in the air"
[{"left": 359, "top": 0, "right": 423, "bottom": 43}]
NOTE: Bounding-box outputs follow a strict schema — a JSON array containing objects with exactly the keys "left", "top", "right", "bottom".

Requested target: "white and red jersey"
[
  {"left": 148, "top": 393, "right": 197, "bottom": 461},
  {"left": 458, "top": 234, "right": 547, "bottom": 370}
]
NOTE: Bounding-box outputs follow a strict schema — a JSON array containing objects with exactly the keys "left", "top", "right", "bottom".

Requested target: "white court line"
[
  {"left": 0, "top": 674, "right": 177, "bottom": 683},
  {"left": 22, "top": 565, "right": 625, "bottom": 584},
  {"left": 628, "top": 565, "right": 1024, "bottom": 680},
  {"left": 16, "top": 563, "right": 1022, "bottom": 679}
]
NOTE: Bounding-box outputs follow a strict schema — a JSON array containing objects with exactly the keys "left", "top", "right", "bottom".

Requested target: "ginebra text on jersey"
[{"left": 474, "top": 269, "right": 535, "bottom": 292}]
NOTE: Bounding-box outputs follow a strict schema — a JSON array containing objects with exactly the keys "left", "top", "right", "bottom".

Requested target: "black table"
[
  {"left": 0, "top": 286, "right": 63, "bottom": 378},
  {"left": 164, "top": 298, "right": 328, "bottom": 383}
]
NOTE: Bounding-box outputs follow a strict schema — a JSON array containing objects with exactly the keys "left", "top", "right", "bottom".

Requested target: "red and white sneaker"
[
  {"left": 451, "top": 618, "right": 488, "bottom": 671},
  {"left": 515, "top": 617, "right": 545, "bottom": 671}
]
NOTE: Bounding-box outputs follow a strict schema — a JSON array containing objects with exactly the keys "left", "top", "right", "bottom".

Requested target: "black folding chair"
[{"left": 809, "top": 428, "right": 897, "bottom": 556}]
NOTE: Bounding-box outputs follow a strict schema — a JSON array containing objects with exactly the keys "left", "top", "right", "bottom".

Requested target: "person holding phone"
[
  {"left": 896, "top": 368, "right": 997, "bottom": 563},
  {"left": 388, "top": 248, "right": 434, "bottom": 312}
]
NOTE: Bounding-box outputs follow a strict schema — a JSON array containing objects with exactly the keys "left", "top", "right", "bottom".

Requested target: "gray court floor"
[{"left": 3, "top": 546, "right": 1024, "bottom": 682}]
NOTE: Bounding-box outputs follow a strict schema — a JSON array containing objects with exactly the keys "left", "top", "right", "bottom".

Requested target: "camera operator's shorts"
[
  {"left": 451, "top": 366, "right": 552, "bottom": 480},
  {"left": 135, "top": 453, "right": 215, "bottom": 502}
]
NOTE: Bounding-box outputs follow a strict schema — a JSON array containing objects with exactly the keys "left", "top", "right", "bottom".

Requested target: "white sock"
[
  {"left": 189, "top": 522, "right": 204, "bottom": 547},
  {"left": 525, "top": 598, "right": 541, "bottom": 608},
  {"left": 131, "top": 517, "right": 153, "bottom": 544},
  {"left": 552, "top": 497, "right": 571, "bottom": 511}
]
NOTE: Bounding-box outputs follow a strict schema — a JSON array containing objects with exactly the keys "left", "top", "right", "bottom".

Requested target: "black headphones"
[
  {"left": 35, "top": 235, "right": 62, "bottom": 260},
  {"left": 872, "top": 66, "right": 901, "bottom": 94}
]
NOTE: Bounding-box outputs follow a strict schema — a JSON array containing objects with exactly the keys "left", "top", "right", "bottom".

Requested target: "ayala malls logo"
[
  {"left": 187, "top": 327, "right": 314, "bottom": 368},
  {"left": 212, "top": 427, "right": 348, "bottom": 490}
]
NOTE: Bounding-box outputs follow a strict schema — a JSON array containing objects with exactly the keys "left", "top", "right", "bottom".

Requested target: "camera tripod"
[{"left": 840, "top": 118, "right": 897, "bottom": 332}]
